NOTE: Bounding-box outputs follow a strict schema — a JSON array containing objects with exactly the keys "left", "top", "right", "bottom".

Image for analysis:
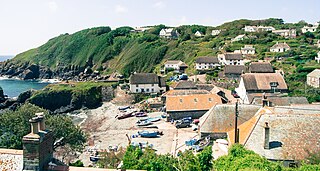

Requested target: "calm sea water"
[{"left": 0, "top": 79, "right": 49, "bottom": 97}]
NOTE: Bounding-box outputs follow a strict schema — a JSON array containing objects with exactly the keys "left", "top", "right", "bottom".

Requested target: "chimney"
[
  {"left": 36, "top": 112, "right": 46, "bottom": 131},
  {"left": 29, "top": 117, "right": 39, "bottom": 134},
  {"left": 262, "top": 92, "right": 268, "bottom": 107},
  {"left": 264, "top": 122, "right": 270, "bottom": 149}
]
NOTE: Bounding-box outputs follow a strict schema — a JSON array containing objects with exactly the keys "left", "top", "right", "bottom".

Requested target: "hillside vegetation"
[{"left": 5, "top": 18, "right": 320, "bottom": 101}]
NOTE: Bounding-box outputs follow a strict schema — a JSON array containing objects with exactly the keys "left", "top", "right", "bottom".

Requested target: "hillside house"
[
  {"left": 241, "top": 45, "right": 255, "bottom": 55},
  {"left": 315, "top": 40, "right": 320, "bottom": 48},
  {"left": 235, "top": 73, "right": 288, "bottom": 104},
  {"left": 218, "top": 53, "right": 244, "bottom": 65},
  {"left": 159, "top": 28, "right": 179, "bottom": 38},
  {"left": 307, "top": 69, "right": 320, "bottom": 88},
  {"left": 129, "top": 73, "right": 166, "bottom": 93},
  {"left": 164, "top": 60, "right": 188, "bottom": 73},
  {"left": 224, "top": 65, "right": 245, "bottom": 80},
  {"left": 131, "top": 27, "right": 151, "bottom": 33},
  {"left": 211, "top": 29, "right": 221, "bottom": 36},
  {"left": 244, "top": 26, "right": 257, "bottom": 32},
  {"left": 171, "top": 80, "right": 197, "bottom": 90},
  {"left": 316, "top": 51, "right": 320, "bottom": 63},
  {"left": 195, "top": 56, "right": 220, "bottom": 71},
  {"left": 228, "top": 105, "right": 320, "bottom": 167},
  {"left": 301, "top": 25, "right": 317, "bottom": 33},
  {"left": 194, "top": 31, "right": 204, "bottom": 37},
  {"left": 270, "top": 42, "right": 290, "bottom": 52},
  {"left": 249, "top": 62, "right": 274, "bottom": 73},
  {"left": 166, "top": 93, "right": 222, "bottom": 119},
  {"left": 231, "top": 34, "right": 247, "bottom": 42},
  {"left": 257, "top": 26, "right": 275, "bottom": 32},
  {"left": 272, "top": 29, "right": 296, "bottom": 38}
]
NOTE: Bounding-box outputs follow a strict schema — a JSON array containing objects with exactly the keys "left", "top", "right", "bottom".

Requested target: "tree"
[{"left": 0, "top": 103, "right": 86, "bottom": 151}]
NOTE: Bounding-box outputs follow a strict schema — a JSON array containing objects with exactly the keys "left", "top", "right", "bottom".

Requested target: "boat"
[
  {"left": 117, "top": 111, "right": 135, "bottom": 120},
  {"left": 148, "top": 117, "right": 161, "bottom": 122},
  {"left": 135, "top": 112, "right": 147, "bottom": 117},
  {"left": 192, "top": 136, "right": 211, "bottom": 152},
  {"left": 136, "top": 120, "right": 152, "bottom": 126},
  {"left": 131, "top": 142, "right": 154, "bottom": 149},
  {"left": 118, "top": 106, "right": 130, "bottom": 111},
  {"left": 138, "top": 131, "right": 159, "bottom": 138},
  {"left": 89, "top": 155, "right": 101, "bottom": 162}
]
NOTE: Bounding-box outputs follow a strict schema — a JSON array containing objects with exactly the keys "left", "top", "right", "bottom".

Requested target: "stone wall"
[{"left": 168, "top": 110, "right": 208, "bottom": 120}]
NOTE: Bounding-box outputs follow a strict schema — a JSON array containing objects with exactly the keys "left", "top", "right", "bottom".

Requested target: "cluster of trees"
[{"left": 0, "top": 103, "right": 86, "bottom": 151}]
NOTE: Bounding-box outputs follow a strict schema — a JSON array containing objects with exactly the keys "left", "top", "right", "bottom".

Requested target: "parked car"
[{"left": 175, "top": 120, "right": 191, "bottom": 128}]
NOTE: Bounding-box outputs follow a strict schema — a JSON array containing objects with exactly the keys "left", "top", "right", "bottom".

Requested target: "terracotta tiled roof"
[
  {"left": 242, "top": 73, "right": 287, "bottom": 91},
  {"left": 166, "top": 94, "right": 222, "bottom": 112},
  {"left": 163, "top": 89, "right": 210, "bottom": 96}
]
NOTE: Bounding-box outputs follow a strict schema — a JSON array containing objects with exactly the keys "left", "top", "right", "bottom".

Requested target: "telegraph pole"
[{"left": 234, "top": 100, "right": 239, "bottom": 144}]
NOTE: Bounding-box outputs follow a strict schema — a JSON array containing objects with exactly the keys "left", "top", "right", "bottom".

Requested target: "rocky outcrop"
[{"left": 0, "top": 87, "right": 6, "bottom": 103}]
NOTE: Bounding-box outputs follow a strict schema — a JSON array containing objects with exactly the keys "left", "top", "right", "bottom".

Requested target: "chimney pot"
[
  {"left": 36, "top": 112, "right": 46, "bottom": 131},
  {"left": 29, "top": 118, "right": 39, "bottom": 134},
  {"left": 264, "top": 122, "right": 270, "bottom": 149}
]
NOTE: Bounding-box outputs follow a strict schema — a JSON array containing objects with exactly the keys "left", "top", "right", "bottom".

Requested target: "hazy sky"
[{"left": 0, "top": 0, "right": 319, "bottom": 55}]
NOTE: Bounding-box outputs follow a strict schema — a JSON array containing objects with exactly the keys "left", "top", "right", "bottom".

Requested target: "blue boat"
[
  {"left": 148, "top": 117, "right": 161, "bottom": 122},
  {"left": 138, "top": 131, "right": 159, "bottom": 138}
]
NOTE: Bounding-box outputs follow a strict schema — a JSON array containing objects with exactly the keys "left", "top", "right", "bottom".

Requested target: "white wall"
[
  {"left": 235, "top": 77, "right": 249, "bottom": 104},
  {"left": 196, "top": 63, "right": 220, "bottom": 70},
  {"left": 164, "top": 64, "right": 180, "bottom": 70},
  {"left": 130, "top": 84, "right": 165, "bottom": 93}
]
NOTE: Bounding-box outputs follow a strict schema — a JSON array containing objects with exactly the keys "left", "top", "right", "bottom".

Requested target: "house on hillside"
[
  {"left": 227, "top": 105, "right": 320, "bottom": 167},
  {"left": 307, "top": 69, "right": 320, "bottom": 88},
  {"left": 194, "top": 31, "right": 204, "bottom": 37},
  {"left": 224, "top": 65, "right": 245, "bottom": 80},
  {"left": 270, "top": 42, "right": 290, "bottom": 52},
  {"left": 315, "top": 40, "right": 320, "bottom": 48},
  {"left": 166, "top": 93, "right": 222, "bottom": 119},
  {"left": 241, "top": 45, "right": 255, "bottom": 55},
  {"left": 218, "top": 53, "right": 244, "bottom": 65},
  {"left": 244, "top": 26, "right": 257, "bottom": 32},
  {"left": 195, "top": 56, "right": 220, "bottom": 71},
  {"left": 171, "top": 80, "right": 197, "bottom": 90},
  {"left": 316, "top": 51, "right": 320, "bottom": 63},
  {"left": 164, "top": 60, "right": 188, "bottom": 73},
  {"left": 131, "top": 27, "right": 151, "bottom": 33},
  {"left": 129, "top": 73, "right": 166, "bottom": 93},
  {"left": 257, "top": 26, "right": 275, "bottom": 32},
  {"left": 301, "top": 25, "right": 317, "bottom": 33},
  {"left": 272, "top": 29, "right": 296, "bottom": 38},
  {"left": 249, "top": 62, "right": 274, "bottom": 73},
  {"left": 211, "top": 29, "right": 221, "bottom": 36},
  {"left": 235, "top": 73, "right": 288, "bottom": 104},
  {"left": 159, "top": 28, "right": 179, "bottom": 38},
  {"left": 231, "top": 34, "right": 247, "bottom": 42}
]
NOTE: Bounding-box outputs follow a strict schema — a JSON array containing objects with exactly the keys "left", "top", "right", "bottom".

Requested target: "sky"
[{"left": 0, "top": 0, "right": 319, "bottom": 56}]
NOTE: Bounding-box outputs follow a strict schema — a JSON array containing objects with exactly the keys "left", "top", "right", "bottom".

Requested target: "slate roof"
[
  {"left": 249, "top": 62, "right": 274, "bottom": 73},
  {"left": 166, "top": 94, "right": 222, "bottom": 112},
  {"left": 130, "top": 73, "right": 165, "bottom": 87},
  {"left": 251, "top": 96, "right": 309, "bottom": 106},
  {"left": 242, "top": 73, "right": 287, "bottom": 91},
  {"left": 224, "top": 65, "right": 245, "bottom": 74},
  {"left": 171, "top": 81, "right": 197, "bottom": 90},
  {"left": 195, "top": 57, "right": 219, "bottom": 63},
  {"left": 199, "top": 104, "right": 260, "bottom": 134},
  {"left": 228, "top": 105, "right": 320, "bottom": 161},
  {"left": 307, "top": 69, "right": 320, "bottom": 78},
  {"left": 224, "top": 53, "right": 243, "bottom": 60}
]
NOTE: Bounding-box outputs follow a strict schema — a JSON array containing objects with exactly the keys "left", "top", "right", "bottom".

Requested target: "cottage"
[
  {"left": 249, "top": 62, "right": 274, "bottom": 73},
  {"left": 257, "top": 26, "right": 275, "bottom": 32},
  {"left": 194, "top": 31, "right": 204, "bottom": 37},
  {"left": 195, "top": 56, "right": 220, "bottom": 71},
  {"left": 228, "top": 105, "right": 320, "bottom": 166},
  {"left": 301, "top": 25, "right": 317, "bottom": 33},
  {"left": 244, "top": 26, "right": 257, "bottom": 32},
  {"left": 199, "top": 104, "right": 261, "bottom": 138},
  {"left": 307, "top": 69, "right": 320, "bottom": 88},
  {"left": 131, "top": 27, "right": 151, "bottom": 33},
  {"left": 272, "top": 29, "right": 296, "bottom": 38},
  {"left": 235, "top": 73, "right": 288, "bottom": 104},
  {"left": 316, "top": 51, "right": 320, "bottom": 63},
  {"left": 166, "top": 93, "right": 222, "bottom": 119},
  {"left": 224, "top": 65, "right": 245, "bottom": 79},
  {"left": 218, "top": 53, "right": 244, "bottom": 65},
  {"left": 270, "top": 42, "right": 290, "bottom": 52},
  {"left": 164, "top": 60, "right": 188, "bottom": 73},
  {"left": 231, "top": 34, "right": 247, "bottom": 42},
  {"left": 159, "top": 28, "right": 179, "bottom": 38},
  {"left": 129, "top": 73, "right": 166, "bottom": 93},
  {"left": 211, "top": 29, "right": 221, "bottom": 36},
  {"left": 241, "top": 45, "right": 255, "bottom": 55}
]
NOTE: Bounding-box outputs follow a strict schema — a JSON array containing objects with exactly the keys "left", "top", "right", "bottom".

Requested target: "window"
[
  {"left": 146, "top": 88, "right": 149, "bottom": 92},
  {"left": 151, "top": 84, "right": 154, "bottom": 86},
  {"left": 136, "top": 84, "right": 139, "bottom": 87},
  {"left": 141, "top": 88, "right": 145, "bottom": 92},
  {"left": 151, "top": 88, "right": 154, "bottom": 92},
  {"left": 136, "top": 89, "right": 139, "bottom": 92}
]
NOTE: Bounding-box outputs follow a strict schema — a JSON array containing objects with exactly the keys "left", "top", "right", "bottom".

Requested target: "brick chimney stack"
[{"left": 264, "top": 122, "right": 270, "bottom": 149}]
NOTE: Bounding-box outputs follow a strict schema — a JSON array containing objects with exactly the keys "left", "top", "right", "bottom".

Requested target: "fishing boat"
[
  {"left": 192, "top": 136, "right": 211, "bottom": 152},
  {"left": 148, "top": 117, "right": 161, "bottom": 122},
  {"left": 89, "top": 155, "right": 102, "bottom": 162},
  {"left": 136, "top": 120, "right": 152, "bottom": 126},
  {"left": 138, "top": 131, "right": 159, "bottom": 138},
  {"left": 135, "top": 112, "right": 147, "bottom": 117},
  {"left": 118, "top": 106, "right": 130, "bottom": 111},
  {"left": 117, "top": 111, "right": 134, "bottom": 120}
]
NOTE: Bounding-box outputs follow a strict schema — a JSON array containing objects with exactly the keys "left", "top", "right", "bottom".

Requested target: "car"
[{"left": 175, "top": 120, "right": 191, "bottom": 128}]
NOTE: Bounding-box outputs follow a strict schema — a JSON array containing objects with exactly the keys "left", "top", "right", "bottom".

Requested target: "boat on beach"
[
  {"left": 118, "top": 106, "right": 130, "bottom": 111},
  {"left": 136, "top": 120, "right": 152, "bottom": 126},
  {"left": 135, "top": 112, "right": 147, "bottom": 117},
  {"left": 117, "top": 111, "right": 135, "bottom": 120},
  {"left": 138, "top": 131, "right": 159, "bottom": 138}
]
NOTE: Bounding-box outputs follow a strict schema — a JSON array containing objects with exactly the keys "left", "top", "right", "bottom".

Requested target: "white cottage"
[
  {"left": 244, "top": 26, "right": 257, "bottom": 32},
  {"left": 302, "top": 26, "right": 317, "bottom": 33},
  {"left": 211, "top": 29, "right": 221, "bottom": 36},
  {"left": 195, "top": 56, "right": 220, "bottom": 71},
  {"left": 270, "top": 42, "right": 290, "bottom": 53},
  {"left": 164, "top": 60, "right": 188, "bottom": 73},
  {"left": 307, "top": 69, "right": 320, "bottom": 88},
  {"left": 316, "top": 51, "right": 320, "bottom": 63},
  {"left": 195, "top": 31, "right": 204, "bottom": 37},
  {"left": 231, "top": 34, "right": 247, "bottom": 42},
  {"left": 129, "top": 73, "right": 166, "bottom": 93},
  {"left": 218, "top": 53, "right": 244, "bottom": 65},
  {"left": 159, "top": 28, "right": 179, "bottom": 38},
  {"left": 272, "top": 29, "right": 296, "bottom": 38},
  {"left": 241, "top": 45, "right": 255, "bottom": 55}
]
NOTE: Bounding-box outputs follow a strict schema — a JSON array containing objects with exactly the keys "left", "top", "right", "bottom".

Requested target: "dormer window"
[{"left": 270, "top": 82, "right": 279, "bottom": 93}]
